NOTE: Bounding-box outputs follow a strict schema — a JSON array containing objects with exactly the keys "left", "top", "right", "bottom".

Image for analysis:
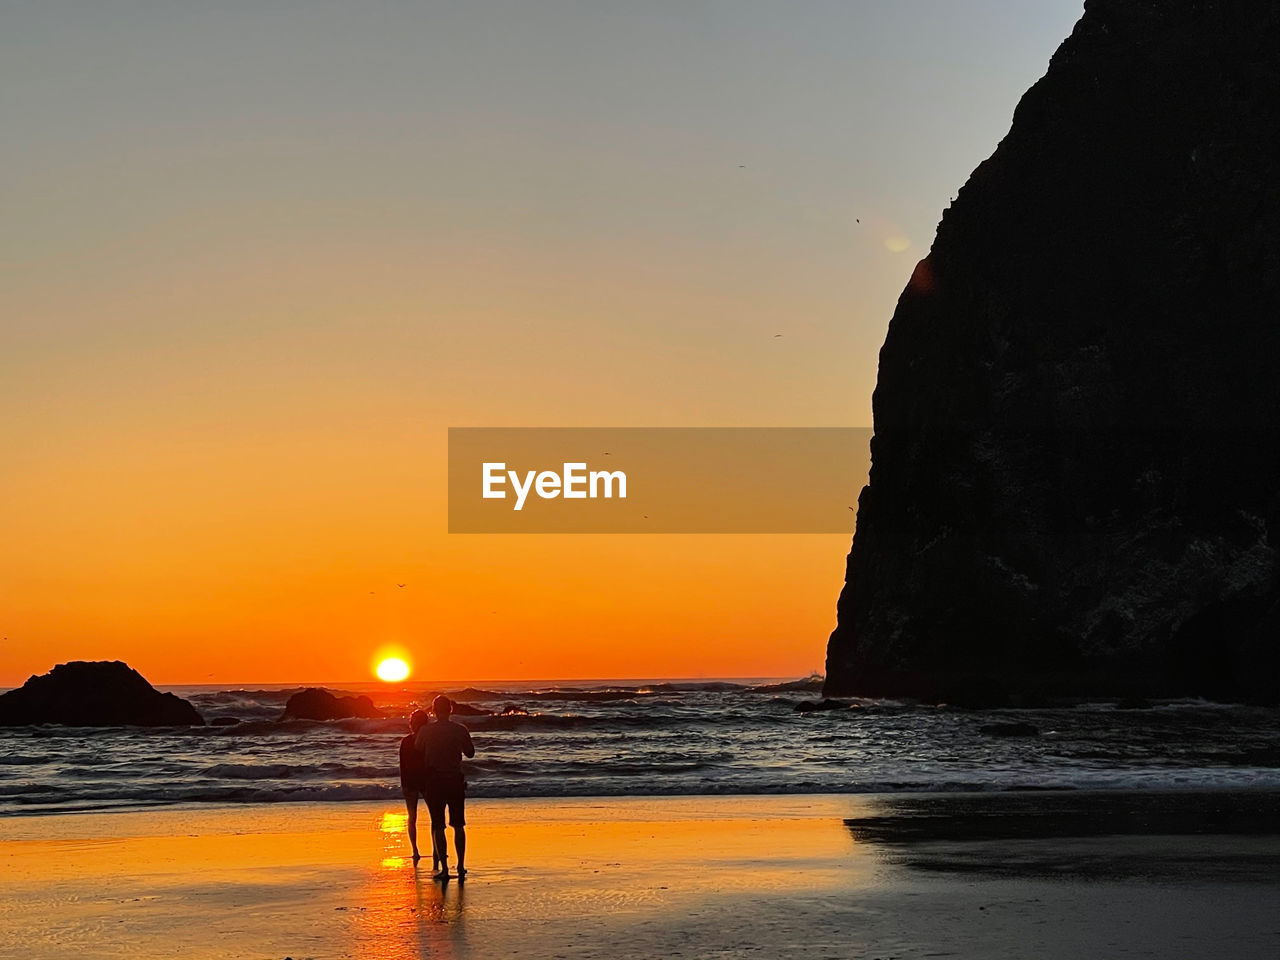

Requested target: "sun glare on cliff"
[{"left": 375, "top": 657, "right": 410, "bottom": 683}]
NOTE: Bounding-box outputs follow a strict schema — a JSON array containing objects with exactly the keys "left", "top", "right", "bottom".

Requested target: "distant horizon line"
[
  {"left": 156, "top": 673, "right": 815, "bottom": 689},
  {"left": 0, "top": 671, "right": 822, "bottom": 692}
]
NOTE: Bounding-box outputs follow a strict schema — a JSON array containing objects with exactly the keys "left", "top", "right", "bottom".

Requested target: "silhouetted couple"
[{"left": 399, "top": 695, "right": 475, "bottom": 879}]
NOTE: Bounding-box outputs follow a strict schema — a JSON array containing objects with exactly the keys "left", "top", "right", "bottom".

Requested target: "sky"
[{"left": 1, "top": 1, "right": 1083, "bottom": 685}]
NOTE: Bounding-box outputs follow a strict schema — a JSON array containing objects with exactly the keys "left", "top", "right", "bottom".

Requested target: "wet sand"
[{"left": 1, "top": 792, "right": 1278, "bottom": 959}]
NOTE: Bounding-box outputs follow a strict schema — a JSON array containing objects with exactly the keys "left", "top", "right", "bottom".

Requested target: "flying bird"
[{"left": 397, "top": 583, "right": 406, "bottom": 588}]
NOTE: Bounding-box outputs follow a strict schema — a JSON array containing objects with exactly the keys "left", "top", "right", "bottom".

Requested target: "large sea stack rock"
[
  {"left": 0, "top": 661, "right": 205, "bottom": 726},
  {"left": 827, "top": 0, "right": 1280, "bottom": 704},
  {"left": 280, "top": 688, "right": 384, "bottom": 721}
]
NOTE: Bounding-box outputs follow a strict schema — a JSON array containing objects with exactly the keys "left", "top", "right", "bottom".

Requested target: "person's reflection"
[
  {"left": 412, "top": 860, "right": 467, "bottom": 927},
  {"left": 411, "top": 861, "right": 468, "bottom": 960},
  {"left": 355, "top": 853, "right": 467, "bottom": 959}
]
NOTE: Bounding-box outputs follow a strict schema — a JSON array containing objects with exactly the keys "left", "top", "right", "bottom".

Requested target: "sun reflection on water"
[{"left": 380, "top": 812, "right": 408, "bottom": 834}]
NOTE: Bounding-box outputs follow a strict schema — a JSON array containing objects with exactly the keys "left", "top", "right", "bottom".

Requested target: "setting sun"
[{"left": 375, "top": 657, "right": 410, "bottom": 683}]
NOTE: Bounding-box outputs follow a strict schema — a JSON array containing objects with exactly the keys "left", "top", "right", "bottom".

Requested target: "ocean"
[{"left": 2, "top": 678, "right": 1279, "bottom": 815}]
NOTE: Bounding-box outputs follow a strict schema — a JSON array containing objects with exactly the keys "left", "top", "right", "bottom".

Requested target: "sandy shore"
[{"left": 2, "top": 792, "right": 1278, "bottom": 959}]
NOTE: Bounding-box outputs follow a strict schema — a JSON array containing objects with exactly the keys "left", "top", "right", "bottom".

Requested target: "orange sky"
[{"left": 0, "top": 2, "right": 1082, "bottom": 685}]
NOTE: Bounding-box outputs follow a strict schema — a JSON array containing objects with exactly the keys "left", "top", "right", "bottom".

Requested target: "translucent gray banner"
[{"left": 448, "top": 427, "right": 871, "bottom": 533}]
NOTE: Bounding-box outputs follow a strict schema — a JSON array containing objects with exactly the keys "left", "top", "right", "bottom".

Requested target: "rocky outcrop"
[
  {"left": 279, "top": 688, "right": 384, "bottom": 721},
  {"left": 827, "top": 0, "right": 1280, "bottom": 704},
  {"left": 0, "top": 661, "right": 204, "bottom": 726},
  {"left": 440, "top": 699, "right": 490, "bottom": 717}
]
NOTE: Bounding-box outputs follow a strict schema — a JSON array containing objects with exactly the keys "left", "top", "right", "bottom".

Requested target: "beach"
[{"left": 3, "top": 792, "right": 1278, "bottom": 960}]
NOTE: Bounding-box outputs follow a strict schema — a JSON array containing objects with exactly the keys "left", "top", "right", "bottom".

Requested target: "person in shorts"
[
  {"left": 398, "top": 709, "right": 436, "bottom": 868},
  {"left": 414, "top": 695, "right": 475, "bottom": 879}
]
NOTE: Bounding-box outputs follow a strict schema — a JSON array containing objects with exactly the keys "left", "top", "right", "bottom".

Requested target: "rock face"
[
  {"left": 827, "top": 0, "right": 1280, "bottom": 704},
  {"left": 280, "top": 688, "right": 384, "bottom": 721},
  {"left": 442, "top": 699, "right": 490, "bottom": 717},
  {"left": 0, "top": 661, "right": 205, "bottom": 726}
]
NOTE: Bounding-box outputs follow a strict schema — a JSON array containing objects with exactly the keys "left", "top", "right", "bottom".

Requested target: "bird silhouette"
[
  {"left": 774, "top": 334, "right": 783, "bottom": 338},
  {"left": 397, "top": 583, "right": 406, "bottom": 588}
]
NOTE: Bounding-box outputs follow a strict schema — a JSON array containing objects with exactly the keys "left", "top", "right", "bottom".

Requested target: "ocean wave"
[
  {"left": 749, "top": 676, "right": 825, "bottom": 693},
  {"left": 2, "top": 781, "right": 399, "bottom": 809},
  {"left": 466, "top": 711, "right": 786, "bottom": 731},
  {"left": 445, "top": 688, "right": 509, "bottom": 702},
  {"left": 202, "top": 761, "right": 399, "bottom": 780},
  {"left": 520, "top": 690, "right": 656, "bottom": 702},
  {"left": 552, "top": 760, "right": 723, "bottom": 775},
  {"left": 193, "top": 717, "right": 411, "bottom": 737},
  {"left": 467, "top": 713, "right": 595, "bottom": 731},
  {"left": 0, "top": 782, "right": 59, "bottom": 797},
  {"left": 59, "top": 763, "right": 190, "bottom": 779},
  {"left": 187, "top": 690, "right": 293, "bottom": 705},
  {"left": 13, "top": 772, "right": 1280, "bottom": 816},
  {"left": 4, "top": 679, "right": 1279, "bottom": 818},
  {"left": 7, "top": 766, "right": 1280, "bottom": 816}
]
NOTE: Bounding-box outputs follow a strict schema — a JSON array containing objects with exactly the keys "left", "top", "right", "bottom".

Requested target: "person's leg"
[
  {"left": 422, "top": 784, "right": 440, "bottom": 870},
  {"left": 450, "top": 790, "right": 467, "bottom": 877},
  {"left": 404, "top": 792, "right": 420, "bottom": 862},
  {"left": 431, "top": 820, "right": 449, "bottom": 877},
  {"left": 427, "top": 793, "right": 450, "bottom": 878}
]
